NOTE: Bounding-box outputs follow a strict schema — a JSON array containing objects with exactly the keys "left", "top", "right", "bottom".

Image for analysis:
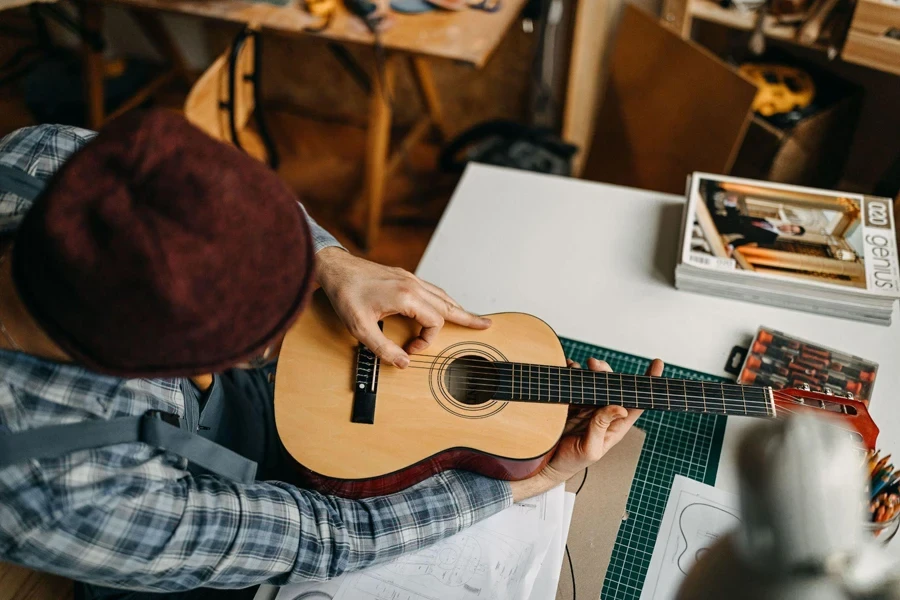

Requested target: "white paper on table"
[
  {"left": 275, "top": 486, "right": 566, "bottom": 600},
  {"left": 640, "top": 476, "right": 741, "bottom": 600},
  {"left": 528, "top": 491, "right": 576, "bottom": 600}
]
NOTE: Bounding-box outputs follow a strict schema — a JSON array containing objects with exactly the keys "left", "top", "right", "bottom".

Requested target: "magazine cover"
[{"left": 681, "top": 173, "right": 900, "bottom": 297}]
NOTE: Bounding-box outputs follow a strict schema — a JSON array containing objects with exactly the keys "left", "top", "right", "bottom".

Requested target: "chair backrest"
[{"left": 184, "top": 31, "right": 256, "bottom": 144}]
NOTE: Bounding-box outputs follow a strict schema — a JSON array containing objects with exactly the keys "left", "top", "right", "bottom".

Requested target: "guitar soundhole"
[{"left": 444, "top": 355, "right": 497, "bottom": 406}]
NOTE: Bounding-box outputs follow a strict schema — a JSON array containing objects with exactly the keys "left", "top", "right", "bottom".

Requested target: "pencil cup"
[{"left": 866, "top": 509, "right": 900, "bottom": 544}]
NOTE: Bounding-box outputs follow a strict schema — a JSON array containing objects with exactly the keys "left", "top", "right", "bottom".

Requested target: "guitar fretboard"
[{"left": 488, "top": 363, "right": 773, "bottom": 418}]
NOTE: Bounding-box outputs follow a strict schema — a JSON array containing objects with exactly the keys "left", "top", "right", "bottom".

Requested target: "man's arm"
[
  {"left": 5, "top": 470, "right": 511, "bottom": 592},
  {"left": 3, "top": 360, "right": 654, "bottom": 592}
]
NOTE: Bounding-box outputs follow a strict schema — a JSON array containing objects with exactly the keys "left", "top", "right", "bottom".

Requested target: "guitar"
[{"left": 274, "top": 291, "right": 879, "bottom": 499}]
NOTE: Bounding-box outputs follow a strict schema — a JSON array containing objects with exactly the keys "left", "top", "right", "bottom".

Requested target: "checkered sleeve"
[
  {"left": 7, "top": 469, "right": 511, "bottom": 592},
  {"left": 0, "top": 124, "right": 96, "bottom": 234},
  {"left": 297, "top": 202, "right": 343, "bottom": 254}
]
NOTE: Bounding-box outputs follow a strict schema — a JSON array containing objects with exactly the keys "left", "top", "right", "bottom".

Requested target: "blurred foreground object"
[{"left": 679, "top": 414, "right": 900, "bottom": 600}]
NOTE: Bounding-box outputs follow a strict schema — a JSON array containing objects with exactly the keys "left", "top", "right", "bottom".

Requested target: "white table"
[{"left": 416, "top": 164, "right": 900, "bottom": 561}]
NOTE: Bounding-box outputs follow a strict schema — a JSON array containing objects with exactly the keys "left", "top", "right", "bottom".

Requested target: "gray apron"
[{"left": 0, "top": 164, "right": 288, "bottom": 599}]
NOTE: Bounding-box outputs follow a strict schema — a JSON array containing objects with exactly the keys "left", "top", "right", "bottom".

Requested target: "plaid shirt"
[{"left": 0, "top": 125, "right": 512, "bottom": 592}]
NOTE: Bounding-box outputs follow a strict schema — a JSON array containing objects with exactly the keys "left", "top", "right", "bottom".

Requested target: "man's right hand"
[{"left": 509, "top": 357, "right": 664, "bottom": 502}]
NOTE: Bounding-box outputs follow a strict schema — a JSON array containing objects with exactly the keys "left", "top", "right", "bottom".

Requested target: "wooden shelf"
[
  {"left": 664, "top": 0, "right": 829, "bottom": 52},
  {"left": 692, "top": 1, "right": 799, "bottom": 39}
]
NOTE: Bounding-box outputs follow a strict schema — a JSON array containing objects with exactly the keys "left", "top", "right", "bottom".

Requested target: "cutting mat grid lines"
[{"left": 559, "top": 338, "right": 728, "bottom": 600}]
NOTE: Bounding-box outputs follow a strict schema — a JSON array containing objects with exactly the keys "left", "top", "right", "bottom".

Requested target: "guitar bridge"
[{"left": 352, "top": 324, "right": 382, "bottom": 424}]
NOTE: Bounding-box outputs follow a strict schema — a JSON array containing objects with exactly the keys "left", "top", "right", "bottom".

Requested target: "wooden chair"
[{"left": 184, "top": 27, "right": 279, "bottom": 168}]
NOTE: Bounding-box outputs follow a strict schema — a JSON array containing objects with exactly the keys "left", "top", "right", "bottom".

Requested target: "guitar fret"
[
  {"left": 548, "top": 367, "right": 556, "bottom": 402},
  {"left": 606, "top": 373, "right": 621, "bottom": 407},
  {"left": 677, "top": 380, "right": 689, "bottom": 411},
  {"left": 540, "top": 366, "right": 549, "bottom": 403},
  {"left": 636, "top": 375, "right": 653, "bottom": 410},
  {"left": 550, "top": 367, "right": 563, "bottom": 404},
  {"left": 716, "top": 383, "right": 728, "bottom": 414},
  {"left": 580, "top": 370, "right": 585, "bottom": 404},
  {"left": 650, "top": 377, "right": 667, "bottom": 410},
  {"left": 740, "top": 384, "right": 748, "bottom": 415},
  {"left": 621, "top": 374, "right": 636, "bottom": 409},
  {"left": 527, "top": 364, "right": 531, "bottom": 399}
]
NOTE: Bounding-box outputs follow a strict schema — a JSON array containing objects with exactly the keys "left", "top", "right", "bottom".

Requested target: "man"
[
  {"left": 719, "top": 218, "right": 805, "bottom": 249},
  {"left": 705, "top": 187, "right": 805, "bottom": 251},
  {"left": 0, "top": 110, "right": 657, "bottom": 598}
]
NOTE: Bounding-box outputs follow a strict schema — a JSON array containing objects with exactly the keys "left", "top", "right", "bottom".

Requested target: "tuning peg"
[{"left": 797, "top": 383, "right": 811, "bottom": 392}]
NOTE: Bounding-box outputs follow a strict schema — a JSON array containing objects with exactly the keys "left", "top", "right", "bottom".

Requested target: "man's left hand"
[{"left": 315, "top": 248, "right": 491, "bottom": 368}]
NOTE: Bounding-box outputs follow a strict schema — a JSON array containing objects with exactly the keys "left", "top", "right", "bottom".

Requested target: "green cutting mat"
[{"left": 559, "top": 338, "right": 729, "bottom": 600}]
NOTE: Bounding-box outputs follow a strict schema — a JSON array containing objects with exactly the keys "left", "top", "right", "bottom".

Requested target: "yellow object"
[
  {"left": 738, "top": 64, "right": 816, "bottom": 117},
  {"left": 104, "top": 58, "right": 127, "bottom": 79},
  {"left": 305, "top": 0, "right": 336, "bottom": 18}
]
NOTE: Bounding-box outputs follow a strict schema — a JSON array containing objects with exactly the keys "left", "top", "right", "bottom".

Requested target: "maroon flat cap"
[{"left": 12, "top": 109, "right": 314, "bottom": 377}]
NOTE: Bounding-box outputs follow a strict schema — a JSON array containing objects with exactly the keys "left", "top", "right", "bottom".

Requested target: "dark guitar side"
[{"left": 286, "top": 447, "right": 553, "bottom": 498}]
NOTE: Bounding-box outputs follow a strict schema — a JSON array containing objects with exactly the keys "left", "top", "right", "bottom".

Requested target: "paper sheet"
[
  {"left": 275, "top": 485, "right": 570, "bottom": 600},
  {"left": 640, "top": 476, "right": 741, "bottom": 600},
  {"left": 528, "top": 491, "right": 575, "bottom": 600}
]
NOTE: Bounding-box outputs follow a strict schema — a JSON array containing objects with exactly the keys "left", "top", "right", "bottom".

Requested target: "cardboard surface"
[
  {"left": 582, "top": 5, "right": 757, "bottom": 195},
  {"left": 557, "top": 427, "right": 646, "bottom": 600}
]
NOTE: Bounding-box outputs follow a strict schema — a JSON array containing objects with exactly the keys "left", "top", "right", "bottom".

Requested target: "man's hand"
[
  {"left": 315, "top": 248, "right": 491, "bottom": 368},
  {"left": 509, "top": 357, "right": 664, "bottom": 502}
]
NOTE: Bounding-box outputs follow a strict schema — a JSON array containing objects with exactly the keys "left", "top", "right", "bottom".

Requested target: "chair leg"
[
  {"left": 362, "top": 53, "right": 398, "bottom": 251},
  {"left": 409, "top": 56, "right": 447, "bottom": 142},
  {"left": 77, "top": 0, "right": 105, "bottom": 129}
]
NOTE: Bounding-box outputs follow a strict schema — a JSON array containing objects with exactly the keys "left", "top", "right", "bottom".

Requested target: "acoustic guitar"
[{"left": 274, "top": 291, "right": 879, "bottom": 499}]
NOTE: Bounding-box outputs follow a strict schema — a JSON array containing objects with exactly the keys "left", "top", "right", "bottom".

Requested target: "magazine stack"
[{"left": 676, "top": 173, "right": 900, "bottom": 325}]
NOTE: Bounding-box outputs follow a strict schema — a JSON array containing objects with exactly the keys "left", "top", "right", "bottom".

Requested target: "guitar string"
[
  {"left": 371, "top": 369, "right": 775, "bottom": 411},
  {"left": 360, "top": 358, "right": 774, "bottom": 401},
  {"left": 397, "top": 352, "right": 849, "bottom": 392},
  {"left": 364, "top": 355, "right": 775, "bottom": 395},
  {"left": 367, "top": 351, "right": 844, "bottom": 397},
  {"left": 364, "top": 359, "right": 844, "bottom": 402},
  {"left": 361, "top": 363, "right": 776, "bottom": 410},
  {"left": 372, "top": 363, "right": 771, "bottom": 401},
  {"left": 358, "top": 364, "right": 849, "bottom": 418},
  {"left": 369, "top": 368, "right": 853, "bottom": 416},
  {"left": 357, "top": 358, "right": 846, "bottom": 411}
]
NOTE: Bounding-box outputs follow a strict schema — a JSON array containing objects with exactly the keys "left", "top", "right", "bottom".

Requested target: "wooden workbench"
[{"left": 78, "top": 0, "right": 528, "bottom": 248}]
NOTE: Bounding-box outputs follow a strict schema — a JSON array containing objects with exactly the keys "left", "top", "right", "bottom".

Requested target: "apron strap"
[
  {"left": 0, "top": 411, "right": 258, "bottom": 483},
  {"left": 0, "top": 164, "right": 46, "bottom": 202}
]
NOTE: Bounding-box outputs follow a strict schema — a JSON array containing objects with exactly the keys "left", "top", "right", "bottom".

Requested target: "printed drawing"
[
  {"left": 345, "top": 529, "right": 535, "bottom": 599},
  {"left": 674, "top": 502, "right": 741, "bottom": 575},
  {"left": 384, "top": 535, "right": 483, "bottom": 587}
]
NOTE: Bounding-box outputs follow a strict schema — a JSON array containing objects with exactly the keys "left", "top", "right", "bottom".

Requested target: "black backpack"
[{"left": 439, "top": 120, "right": 578, "bottom": 177}]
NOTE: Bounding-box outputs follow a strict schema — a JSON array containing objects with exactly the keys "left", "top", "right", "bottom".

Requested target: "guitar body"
[{"left": 274, "top": 290, "right": 569, "bottom": 498}]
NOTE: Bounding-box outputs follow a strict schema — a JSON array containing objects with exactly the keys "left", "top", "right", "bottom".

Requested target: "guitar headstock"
[{"left": 772, "top": 386, "right": 879, "bottom": 450}]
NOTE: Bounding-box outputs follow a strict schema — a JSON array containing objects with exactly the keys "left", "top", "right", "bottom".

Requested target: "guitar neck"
[{"left": 491, "top": 363, "right": 775, "bottom": 418}]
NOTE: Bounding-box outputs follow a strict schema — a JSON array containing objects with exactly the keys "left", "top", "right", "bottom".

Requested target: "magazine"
[{"left": 680, "top": 173, "right": 900, "bottom": 297}]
